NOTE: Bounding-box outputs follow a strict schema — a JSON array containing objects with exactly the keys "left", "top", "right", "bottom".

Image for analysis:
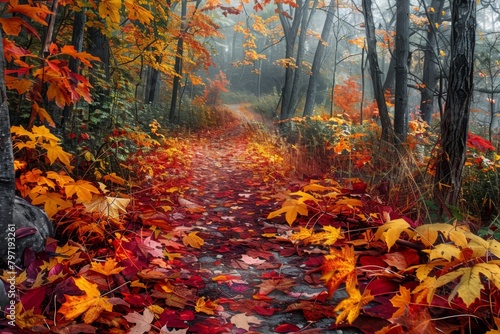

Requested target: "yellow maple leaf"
[
  {"left": 65, "top": 179, "right": 100, "bottom": 203},
  {"left": 304, "top": 225, "right": 344, "bottom": 246},
  {"left": 413, "top": 223, "right": 469, "bottom": 247},
  {"left": 289, "top": 227, "right": 313, "bottom": 241},
  {"left": 83, "top": 195, "right": 130, "bottom": 219},
  {"left": 390, "top": 286, "right": 411, "bottom": 318},
  {"left": 303, "top": 182, "right": 340, "bottom": 193},
  {"left": 124, "top": 0, "right": 154, "bottom": 25},
  {"left": 322, "top": 246, "right": 357, "bottom": 296},
  {"left": 99, "top": 0, "right": 121, "bottom": 23},
  {"left": 183, "top": 231, "right": 204, "bottom": 249},
  {"left": 59, "top": 276, "right": 113, "bottom": 323},
  {"left": 195, "top": 297, "right": 219, "bottom": 315},
  {"left": 465, "top": 231, "right": 500, "bottom": 258},
  {"left": 435, "top": 263, "right": 500, "bottom": 307},
  {"left": 267, "top": 198, "right": 308, "bottom": 225},
  {"left": 412, "top": 276, "right": 437, "bottom": 304},
  {"left": 90, "top": 258, "right": 125, "bottom": 276},
  {"left": 289, "top": 190, "right": 319, "bottom": 203},
  {"left": 422, "top": 243, "right": 463, "bottom": 261},
  {"left": 164, "top": 251, "right": 182, "bottom": 261},
  {"left": 31, "top": 125, "right": 60, "bottom": 144},
  {"left": 374, "top": 218, "right": 412, "bottom": 251},
  {"left": 334, "top": 288, "right": 374, "bottom": 324}
]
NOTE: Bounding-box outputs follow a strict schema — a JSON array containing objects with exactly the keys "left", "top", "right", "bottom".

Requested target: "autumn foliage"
[{"left": 1, "top": 0, "right": 500, "bottom": 332}]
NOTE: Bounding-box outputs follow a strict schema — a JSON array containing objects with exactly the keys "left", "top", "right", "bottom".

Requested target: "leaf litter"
[{"left": 4, "top": 105, "right": 500, "bottom": 333}]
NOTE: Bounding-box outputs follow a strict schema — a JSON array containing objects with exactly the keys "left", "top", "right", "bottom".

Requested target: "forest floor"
[{"left": 142, "top": 104, "right": 369, "bottom": 333}]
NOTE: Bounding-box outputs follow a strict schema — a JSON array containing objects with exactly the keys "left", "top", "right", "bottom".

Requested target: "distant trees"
[
  {"left": 303, "top": 0, "right": 335, "bottom": 117},
  {"left": 278, "top": 0, "right": 318, "bottom": 121},
  {"left": 419, "top": 0, "right": 446, "bottom": 125}
]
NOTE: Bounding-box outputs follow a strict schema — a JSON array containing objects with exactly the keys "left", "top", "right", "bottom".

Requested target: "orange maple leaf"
[
  {"left": 182, "top": 231, "right": 204, "bottom": 249},
  {"left": 8, "top": 4, "right": 52, "bottom": 26},
  {"left": 60, "top": 45, "right": 101, "bottom": 67},
  {"left": 41, "top": 142, "right": 73, "bottom": 169},
  {"left": 390, "top": 286, "right": 411, "bottom": 318},
  {"left": 59, "top": 277, "right": 113, "bottom": 323},
  {"left": 102, "top": 172, "right": 126, "bottom": 185},
  {"left": 32, "top": 102, "right": 55, "bottom": 128},
  {"left": 30, "top": 191, "right": 72, "bottom": 217},
  {"left": 90, "top": 258, "right": 125, "bottom": 276},
  {"left": 322, "top": 246, "right": 357, "bottom": 296},
  {"left": 64, "top": 180, "right": 100, "bottom": 203}
]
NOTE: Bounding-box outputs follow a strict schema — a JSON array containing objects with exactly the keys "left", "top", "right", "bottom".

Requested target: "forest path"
[{"left": 165, "top": 104, "right": 349, "bottom": 333}]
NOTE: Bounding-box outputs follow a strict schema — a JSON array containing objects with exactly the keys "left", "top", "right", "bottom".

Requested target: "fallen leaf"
[
  {"left": 83, "top": 195, "right": 130, "bottom": 219},
  {"left": 240, "top": 254, "right": 266, "bottom": 265},
  {"left": 374, "top": 219, "right": 412, "bottom": 251},
  {"left": 334, "top": 288, "right": 374, "bottom": 324},
  {"left": 230, "top": 313, "right": 262, "bottom": 331},
  {"left": 160, "top": 326, "right": 188, "bottom": 334},
  {"left": 124, "top": 308, "right": 154, "bottom": 334},
  {"left": 182, "top": 231, "right": 204, "bottom": 249},
  {"left": 59, "top": 277, "right": 113, "bottom": 323},
  {"left": 90, "top": 257, "right": 125, "bottom": 276},
  {"left": 195, "top": 297, "right": 219, "bottom": 315},
  {"left": 322, "top": 246, "right": 357, "bottom": 296},
  {"left": 390, "top": 286, "right": 411, "bottom": 318},
  {"left": 178, "top": 197, "right": 205, "bottom": 213}
]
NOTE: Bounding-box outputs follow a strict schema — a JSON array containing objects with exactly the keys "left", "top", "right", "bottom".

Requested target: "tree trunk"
[
  {"left": 0, "top": 31, "right": 15, "bottom": 261},
  {"left": 169, "top": 0, "right": 187, "bottom": 123},
  {"left": 88, "top": 27, "right": 111, "bottom": 115},
  {"left": 420, "top": 0, "right": 445, "bottom": 125},
  {"left": 62, "top": 9, "right": 86, "bottom": 129},
  {"left": 303, "top": 0, "right": 334, "bottom": 117},
  {"left": 434, "top": 0, "right": 476, "bottom": 209},
  {"left": 362, "top": 0, "right": 393, "bottom": 141},
  {"left": 278, "top": 0, "right": 303, "bottom": 122},
  {"left": 287, "top": 0, "right": 317, "bottom": 116},
  {"left": 382, "top": 54, "right": 396, "bottom": 94},
  {"left": 145, "top": 57, "right": 161, "bottom": 104},
  {"left": 393, "top": 0, "right": 409, "bottom": 144}
]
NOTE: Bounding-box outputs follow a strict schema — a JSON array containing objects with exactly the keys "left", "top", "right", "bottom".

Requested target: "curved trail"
[{"left": 169, "top": 104, "right": 346, "bottom": 333}]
